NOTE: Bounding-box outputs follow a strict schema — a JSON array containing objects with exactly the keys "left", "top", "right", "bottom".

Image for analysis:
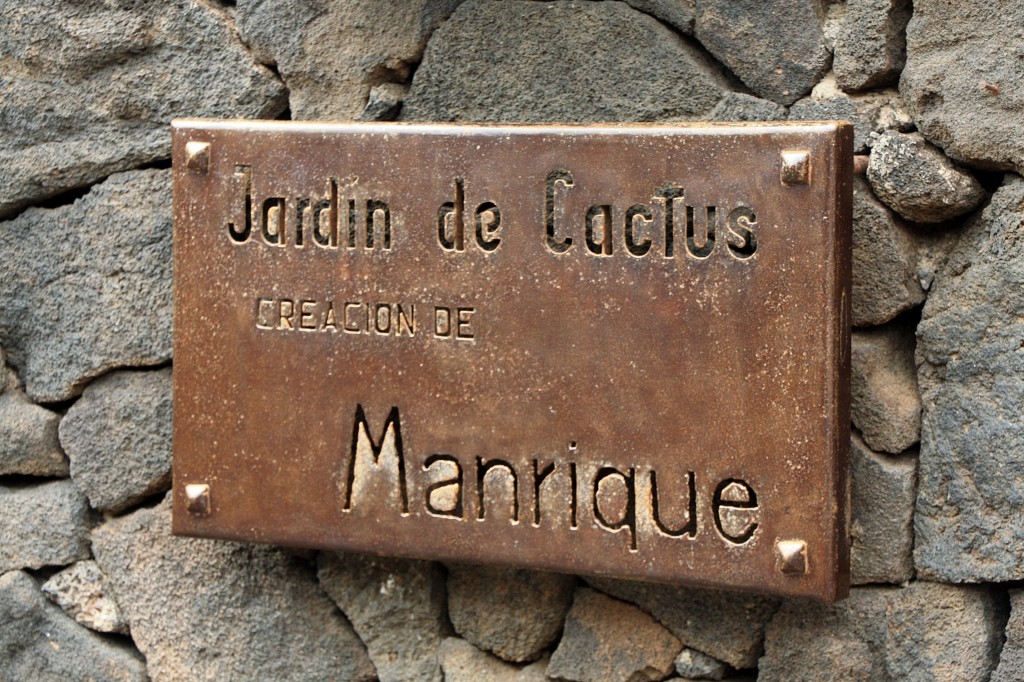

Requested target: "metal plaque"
[{"left": 172, "top": 120, "right": 852, "bottom": 601}]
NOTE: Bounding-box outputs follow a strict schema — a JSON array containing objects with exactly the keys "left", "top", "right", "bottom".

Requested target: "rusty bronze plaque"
[{"left": 172, "top": 120, "right": 852, "bottom": 601}]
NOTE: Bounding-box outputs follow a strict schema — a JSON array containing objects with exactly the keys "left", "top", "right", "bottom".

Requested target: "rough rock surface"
[
  {"left": 42, "top": 560, "right": 128, "bottom": 635},
  {"left": 760, "top": 588, "right": 892, "bottom": 681},
  {"left": 0, "top": 374, "right": 67, "bottom": 476},
  {"left": 439, "top": 638, "right": 550, "bottom": 682},
  {"left": 694, "top": 0, "right": 831, "bottom": 105},
  {"left": 0, "top": 169, "right": 172, "bottom": 403},
  {"left": 993, "top": 589, "right": 1024, "bottom": 682},
  {"left": 401, "top": 0, "right": 733, "bottom": 123},
  {"left": 761, "top": 583, "right": 1002, "bottom": 681},
  {"left": 915, "top": 175, "right": 1024, "bottom": 582},
  {"left": 358, "top": 82, "right": 409, "bottom": 122},
  {"left": 833, "top": 0, "right": 911, "bottom": 91},
  {"left": 709, "top": 93, "right": 787, "bottom": 122},
  {"left": 0, "top": 480, "right": 90, "bottom": 572},
  {"left": 850, "top": 435, "right": 916, "bottom": 585},
  {"left": 867, "top": 131, "right": 986, "bottom": 223},
  {"left": 851, "top": 324, "right": 921, "bottom": 454},
  {"left": 548, "top": 587, "right": 681, "bottom": 682},
  {"left": 237, "top": 0, "right": 460, "bottom": 120},
  {"left": 901, "top": 0, "right": 1024, "bottom": 174},
  {"left": 588, "top": 578, "right": 777, "bottom": 669},
  {"left": 675, "top": 647, "right": 728, "bottom": 679},
  {"left": 447, "top": 564, "right": 575, "bottom": 663},
  {"left": 885, "top": 582, "right": 1004, "bottom": 681},
  {"left": 0, "top": 0, "right": 285, "bottom": 218},
  {"left": 624, "top": 0, "right": 696, "bottom": 34},
  {"left": 92, "top": 498, "right": 376, "bottom": 682},
  {"left": 0, "top": 570, "right": 146, "bottom": 682},
  {"left": 851, "top": 178, "right": 925, "bottom": 326},
  {"left": 59, "top": 368, "right": 172, "bottom": 513},
  {"left": 790, "top": 77, "right": 916, "bottom": 153},
  {"left": 317, "top": 552, "right": 449, "bottom": 682}
]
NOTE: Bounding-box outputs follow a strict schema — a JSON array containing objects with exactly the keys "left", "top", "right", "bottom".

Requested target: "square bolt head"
[
  {"left": 185, "top": 141, "right": 211, "bottom": 174},
  {"left": 780, "top": 150, "right": 811, "bottom": 186},
  {"left": 185, "top": 483, "right": 211, "bottom": 516},
  {"left": 776, "top": 539, "right": 808, "bottom": 575}
]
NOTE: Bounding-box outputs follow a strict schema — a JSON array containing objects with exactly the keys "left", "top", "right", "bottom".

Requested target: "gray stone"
[
  {"left": 401, "top": 0, "right": 733, "bottom": 124},
  {"left": 447, "top": 564, "right": 575, "bottom": 663},
  {"left": 901, "top": 0, "right": 1024, "bottom": 174},
  {"left": 993, "top": 589, "right": 1024, "bottom": 682},
  {"left": 709, "top": 93, "right": 787, "bottom": 122},
  {"left": 867, "top": 131, "right": 986, "bottom": 223},
  {"left": 790, "top": 92, "right": 872, "bottom": 153},
  {"left": 833, "top": 0, "right": 911, "bottom": 91},
  {"left": 915, "top": 175, "right": 1024, "bottom": 581},
  {"left": 0, "top": 0, "right": 285, "bottom": 218},
  {"left": 760, "top": 588, "right": 893, "bottom": 681},
  {"left": 41, "top": 560, "right": 128, "bottom": 635},
  {"left": 0, "top": 480, "right": 90, "bottom": 572},
  {"left": 885, "top": 582, "right": 1004, "bottom": 681},
  {"left": 851, "top": 177, "right": 925, "bottom": 327},
  {"left": 674, "top": 647, "right": 728, "bottom": 679},
  {"left": 317, "top": 552, "right": 448, "bottom": 682},
  {"left": 694, "top": 0, "right": 831, "bottom": 106},
  {"left": 623, "top": 0, "right": 696, "bottom": 34},
  {"left": 0, "top": 570, "right": 146, "bottom": 682},
  {"left": 237, "top": 0, "right": 461, "bottom": 120},
  {"left": 358, "top": 82, "right": 409, "bottom": 122},
  {"left": 763, "top": 583, "right": 1001, "bottom": 681},
  {"left": 850, "top": 434, "right": 916, "bottom": 585},
  {"left": 59, "top": 368, "right": 172, "bottom": 513},
  {"left": 851, "top": 324, "right": 921, "bottom": 454},
  {"left": 0, "top": 374, "right": 67, "bottom": 477},
  {"left": 548, "top": 587, "right": 681, "bottom": 682},
  {"left": 789, "top": 79, "right": 916, "bottom": 153},
  {"left": 587, "top": 578, "right": 777, "bottom": 669},
  {"left": 439, "top": 638, "right": 550, "bottom": 682},
  {"left": 0, "top": 169, "right": 172, "bottom": 403},
  {"left": 92, "top": 497, "right": 376, "bottom": 682}
]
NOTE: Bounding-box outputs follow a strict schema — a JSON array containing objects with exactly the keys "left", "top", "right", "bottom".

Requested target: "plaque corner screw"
[
  {"left": 780, "top": 150, "right": 811, "bottom": 186},
  {"left": 184, "top": 483, "right": 211, "bottom": 517},
  {"left": 775, "top": 538, "right": 808, "bottom": 575},
  {"left": 185, "top": 141, "right": 211, "bottom": 174}
]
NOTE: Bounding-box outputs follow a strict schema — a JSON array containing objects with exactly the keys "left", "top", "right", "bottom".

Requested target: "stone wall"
[{"left": 1, "top": 0, "right": 1022, "bottom": 680}]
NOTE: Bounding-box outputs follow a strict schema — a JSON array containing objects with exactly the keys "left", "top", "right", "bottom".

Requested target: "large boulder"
[
  {"left": 318, "top": 552, "right": 449, "bottom": 682},
  {"left": 850, "top": 435, "right": 916, "bottom": 585},
  {"left": 851, "top": 324, "right": 921, "bottom": 454},
  {"left": 833, "top": 0, "right": 911, "bottom": 91},
  {"left": 401, "top": 0, "right": 733, "bottom": 123},
  {"left": 92, "top": 498, "right": 377, "bottom": 682},
  {"left": 0, "top": 170, "right": 172, "bottom": 403},
  {"left": 236, "top": 0, "right": 461, "bottom": 120},
  {"left": 851, "top": 178, "right": 925, "bottom": 327},
  {"left": 59, "top": 368, "right": 172, "bottom": 513},
  {"left": 0, "top": 570, "right": 146, "bottom": 682},
  {"left": 694, "top": 0, "right": 831, "bottom": 105},
  {"left": 0, "top": 480, "right": 91, "bottom": 573},
  {"left": 900, "top": 0, "right": 1024, "bottom": 174},
  {"left": 447, "top": 564, "right": 575, "bottom": 663},
  {"left": 760, "top": 583, "right": 1003, "bottom": 681},
  {"left": 547, "top": 587, "right": 681, "bottom": 682},
  {"left": 915, "top": 175, "right": 1024, "bottom": 581},
  {"left": 0, "top": 373, "right": 67, "bottom": 477},
  {"left": 0, "top": 0, "right": 285, "bottom": 218},
  {"left": 587, "top": 578, "right": 778, "bottom": 669},
  {"left": 867, "top": 131, "right": 986, "bottom": 223}
]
